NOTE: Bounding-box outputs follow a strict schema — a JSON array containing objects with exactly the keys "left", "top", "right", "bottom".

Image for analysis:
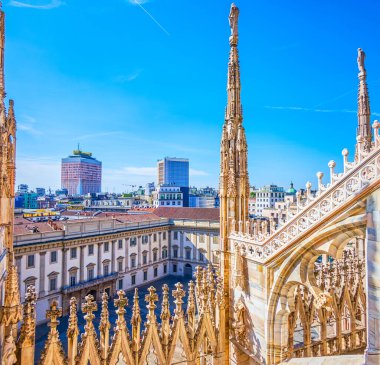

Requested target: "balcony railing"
[{"left": 62, "top": 272, "right": 118, "bottom": 294}]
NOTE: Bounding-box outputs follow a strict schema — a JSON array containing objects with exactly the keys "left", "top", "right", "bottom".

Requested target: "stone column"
[
  {"left": 137, "top": 236, "right": 141, "bottom": 266},
  {"left": 148, "top": 234, "right": 152, "bottom": 263},
  {"left": 125, "top": 238, "right": 129, "bottom": 271},
  {"left": 15, "top": 255, "right": 22, "bottom": 288},
  {"left": 39, "top": 252, "right": 46, "bottom": 296},
  {"left": 62, "top": 248, "right": 68, "bottom": 287},
  {"left": 207, "top": 233, "right": 212, "bottom": 261},
  {"left": 158, "top": 232, "right": 162, "bottom": 260},
  {"left": 180, "top": 231, "right": 184, "bottom": 259},
  {"left": 365, "top": 189, "right": 380, "bottom": 364},
  {"left": 193, "top": 232, "right": 197, "bottom": 260},
  {"left": 79, "top": 246, "right": 85, "bottom": 282},
  {"left": 111, "top": 240, "right": 115, "bottom": 273},
  {"left": 97, "top": 242, "right": 102, "bottom": 277}
]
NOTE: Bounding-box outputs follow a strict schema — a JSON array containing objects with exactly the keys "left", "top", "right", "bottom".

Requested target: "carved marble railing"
[
  {"left": 35, "top": 265, "right": 226, "bottom": 365},
  {"left": 231, "top": 121, "right": 380, "bottom": 263}
]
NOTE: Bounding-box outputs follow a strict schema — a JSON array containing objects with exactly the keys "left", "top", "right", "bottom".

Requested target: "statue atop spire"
[
  {"left": 357, "top": 48, "right": 366, "bottom": 74},
  {"left": 356, "top": 48, "right": 372, "bottom": 158},
  {"left": 229, "top": 3, "right": 239, "bottom": 45}
]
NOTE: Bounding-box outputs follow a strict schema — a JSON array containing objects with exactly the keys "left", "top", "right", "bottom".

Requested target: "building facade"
[
  {"left": 254, "top": 184, "right": 285, "bottom": 216},
  {"left": 157, "top": 157, "right": 189, "bottom": 206},
  {"left": 61, "top": 149, "right": 102, "bottom": 195},
  {"left": 153, "top": 184, "right": 183, "bottom": 207},
  {"left": 13, "top": 208, "right": 219, "bottom": 323}
]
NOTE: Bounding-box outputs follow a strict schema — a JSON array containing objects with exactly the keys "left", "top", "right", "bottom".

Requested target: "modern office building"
[
  {"left": 61, "top": 149, "right": 102, "bottom": 195},
  {"left": 157, "top": 157, "right": 189, "bottom": 206}
]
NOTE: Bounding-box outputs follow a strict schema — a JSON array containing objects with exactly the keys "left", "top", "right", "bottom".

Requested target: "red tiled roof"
[
  {"left": 13, "top": 213, "right": 167, "bottom": 235},
  {"left": 153, "top": 207, "right": 219, "bottom": 221}
]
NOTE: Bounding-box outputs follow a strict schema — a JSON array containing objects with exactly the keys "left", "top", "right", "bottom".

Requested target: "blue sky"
[{"left": 5, "top": 0, "right": 380, "bottom": 193}]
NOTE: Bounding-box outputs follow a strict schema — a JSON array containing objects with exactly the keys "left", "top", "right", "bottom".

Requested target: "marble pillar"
[{"left": 365, "top": 189, "right": 380, "bottom": 364}]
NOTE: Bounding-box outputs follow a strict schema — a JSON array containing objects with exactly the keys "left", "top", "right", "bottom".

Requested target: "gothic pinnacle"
[{"left": 356, "top": 48, "right": 372, "bottom": 156}]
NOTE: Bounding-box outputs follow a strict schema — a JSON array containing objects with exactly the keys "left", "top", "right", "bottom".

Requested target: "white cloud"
[
  {"left": 9, "top": 0, "right": 65, "bottom": 9},
  {"left": 114, "top": 70, "right": 143, "bottom": 83},
  {"left": 123, "top": 166, "right": 156, "bottom": 176},
  {"left": 17, "top": 114, "right": 42, "bottom": 136},
  {"left": 18, "top": 124, "right": 42, "bottom": 136},
  {"left": 16, "top": 157, "right": 61, "bottom": 190},
  {"left": 190, "top": 168, "right": 208, "bottom": 176}
]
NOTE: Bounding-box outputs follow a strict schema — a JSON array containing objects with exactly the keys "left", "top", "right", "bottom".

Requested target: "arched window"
[
  {"left": 185, "top": 247, "right": 192, "bottom": 260},
  {"left": 162, "top": 246, "right": 168, "bottom": 259},
  {"left": 153, "top": 248, "right": 158, "bottom": 262},
  {"left": 142, "top": 250, "right": 148, "bottom": 265},
  {"left": 130, "top": 253, "right": 137, "bottom": 268},
  {"left": 172, "top": 245, "right": 179, "bottom": 258}
]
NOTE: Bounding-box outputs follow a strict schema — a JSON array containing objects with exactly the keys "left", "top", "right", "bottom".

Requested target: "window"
[
  {"left": 153, "top": 233, "right": 157, "bottom": 242},
  {"left": 88, "top": 268, "right": 94, "bottom": 280},
  {"left": 213, "top": 235, "right": 219, "bottom": 245},
  {"left": 174, "top": 231, "right": 178, "bottom": 240},
  {"left": 143, "top": 271, "right": 147, "bottom": 281},
  {"left": 185, "top": 248, "right": 192, "bottom": 260},
  {"left": 199, "top": 250, "right": 205, "bottom": 262},
  {"left": 24, "top": 277, "right": 36, "bottom": 293},
  {"left": 199, "top": 234, "right": 205, "bottom": 243},
  {"left": 163, "top": 264, "right": 167, "bottom": 274},
  {"left": 142, "top": 235, "right": 148, "bottom": 244},
  {"left": 154, "top": 267, "right": 158, "bottom": 277},
  {"left": 143, "top": 252, "right": 148, "bottom": 265},
  {"left": 27, "top": 254, "right": 35, "bottom": 268},
  {"left": 130, "top": 255, "right": 136, "bottom": 268},
  {"left": 173, "top": 264, "right": 177, "bottom": 273},
  {"left": 130, "top": 237, "right": 137, "bottom": 247},
  {"left": 49, "top": 277, "right": 57, "bottom": 291},
  {"left": 88, "top": 244, "right": 94, "bottom": 255},
  {"left": 118, "top": 239, "right": 123, "bottom": 249},
  {"left": 163, "top": 232, "right": 166, "bottom": 240},
  {"left": 162, "top": 246, "right": 168, "bottom": 259},
  {"left": 131, "top": 274, "right": 136, "bottom": 285},
  {"left": 213, "top": 253, "right": 219, "bottom": 264},
  {"left": 118, "top": 260, "right": 123, "bottom": 272},
  {"left": 173, "top": 246, "right": 178, "bottom": 258},
  {"left": 118, "top": 279, "right": 123, "bottom": 290},
  {"left": 104, "top": 264, "right": 109, "bottom": 276},
  {"left": 153, "top": 249, "right": 157, "bottom": 262},
  {"left": 70, "top": 275, "right": 76, "bottom": 287},
  {"left": 104, "top": 242, "right": 109, "bottom": 252},
  {"left": 70, "top": 247, "right": 77, "bottom": 259},
  {"left": 50, "top": 251, "right": 57, "bottom": 263}
]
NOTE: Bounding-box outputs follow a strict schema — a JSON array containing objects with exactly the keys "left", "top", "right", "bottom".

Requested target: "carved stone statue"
[
  {"left": 357, "top": 48, "right": 366, "bottom": 73},
  {"left": 2, "top": 334, "right": 17, "bottom": 365},
  {"left": 232, "top": 300, "right": 248, "bottom": 348},
  {"left": 229, "top": 4, "right": 239, "bottom": 37}
]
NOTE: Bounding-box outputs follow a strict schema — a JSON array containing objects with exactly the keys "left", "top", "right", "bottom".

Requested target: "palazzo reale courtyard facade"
[{"left": 1, "top": 3, "right": 380, "bottom": 365}]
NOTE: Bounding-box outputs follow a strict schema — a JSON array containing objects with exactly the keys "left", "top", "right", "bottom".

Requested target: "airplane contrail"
[{"left": 133, "top": 0, "right": 170, "bottom": 36}]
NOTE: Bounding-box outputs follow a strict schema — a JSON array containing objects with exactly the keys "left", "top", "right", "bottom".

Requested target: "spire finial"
[
  {"left": 357, "top": 48, "right": 366, "bottom": 74},
  {"left": 356, "top": 48, "right": 372, "bottom": 158},
  {"left": 229, "top": 3, "right": 239, "bottom": 46}
]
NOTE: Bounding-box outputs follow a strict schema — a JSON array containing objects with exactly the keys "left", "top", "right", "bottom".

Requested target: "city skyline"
[{"left": 6, "top": 0, "right": 380, "bottom": 191}]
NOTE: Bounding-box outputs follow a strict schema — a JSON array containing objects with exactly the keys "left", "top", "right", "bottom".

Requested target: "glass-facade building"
[
  {"left": 61, "top": 150, "right": 102, "bottom": 196},
  {"left": 157, "top": 157, "right": 189, "bottom": 206}
]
